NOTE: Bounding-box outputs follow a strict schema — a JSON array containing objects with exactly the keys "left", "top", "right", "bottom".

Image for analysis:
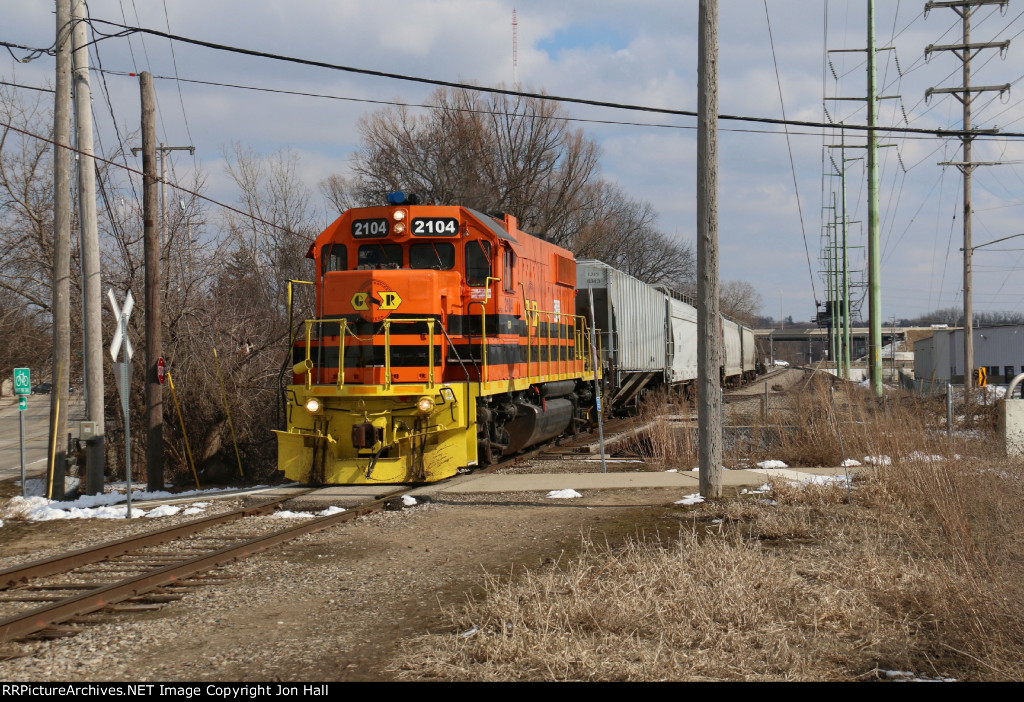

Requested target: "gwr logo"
[{"left": 351, "top": 280, "right": 403, "bottom": 322}]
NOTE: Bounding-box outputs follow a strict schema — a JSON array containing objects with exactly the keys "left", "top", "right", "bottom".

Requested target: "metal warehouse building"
[{"left": 914, "top": 325, "right": 1024, "bottom": 384}]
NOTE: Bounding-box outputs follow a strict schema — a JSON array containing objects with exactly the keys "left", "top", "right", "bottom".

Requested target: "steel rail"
[
  {"left": 0, "top": 487, "right": 408, "bottom": 643},
  {"left": 0, "top": 490, "right": 314, "bottom": 590}
]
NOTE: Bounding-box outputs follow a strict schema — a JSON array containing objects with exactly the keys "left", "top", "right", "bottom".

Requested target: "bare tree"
[
  {"left": 338, "top": 87, "right": 695, "bottom": 286},
  {"left": 720, "top": 280, "right": 763, "bottom": 325}
]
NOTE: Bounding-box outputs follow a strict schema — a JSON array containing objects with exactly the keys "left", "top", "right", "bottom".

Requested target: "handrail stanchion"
[
  {"left": 427, "top": 320, "right": 435, "bottom": 388},
  {"left": 383, "top": 320, "right": 392, "bottom": 390},
  {"left": 304, "top": 320, "right": 313, "bottom": 390}
]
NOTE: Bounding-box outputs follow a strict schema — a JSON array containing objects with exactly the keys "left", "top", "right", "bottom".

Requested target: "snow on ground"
[
  {"left": 841, "top": 458, "right": 862, "bottom": 467},
  {"left": 1, "top": 484, "right": 282, "bottom": 522},
  {"left": 401, "top": 495, "right": 418, "bottom": 507},
  {"left": 881, "top": 670, "right": 956, "bottom": 682},
  {"left": 756, "top": 460, "right": 789, "bottom": 469},
  {"left": 674, "top": 494, "right": 705, "bottom": 506},
  {"left": 546, "top": 489, "right": 583, "bottom": 499},
  {"left": 268, "top": 506, "right": 346, "bottom": 519},
  {"left": 863, "top": 455, "right": 892, "bottom": 466}
]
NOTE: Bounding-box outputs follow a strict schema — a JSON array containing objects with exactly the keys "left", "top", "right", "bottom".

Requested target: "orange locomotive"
[{"left": 275, "top": 193, "right": 599, "bottom": 484}]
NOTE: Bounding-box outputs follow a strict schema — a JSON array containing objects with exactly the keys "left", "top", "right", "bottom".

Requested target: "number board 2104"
[
  {"left": 351, "top": 218, "right": 389, "bottom": 238},
  {"left": 412, "top": 217, "right": 459, "bottom": 236}
]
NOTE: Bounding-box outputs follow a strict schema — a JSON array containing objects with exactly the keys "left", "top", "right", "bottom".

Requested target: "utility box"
[{"left": 80, "top": 421, "right": 97, "bottom": 441}]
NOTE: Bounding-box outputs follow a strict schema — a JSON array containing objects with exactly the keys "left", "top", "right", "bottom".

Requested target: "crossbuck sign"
[{"left": 107, "top": 288, "right": 136, "bottom": 518}]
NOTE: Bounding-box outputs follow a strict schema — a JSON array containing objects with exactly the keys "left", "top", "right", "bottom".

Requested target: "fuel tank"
[{"left": 502, "top": 398, "right": 574, "bottom": 456}]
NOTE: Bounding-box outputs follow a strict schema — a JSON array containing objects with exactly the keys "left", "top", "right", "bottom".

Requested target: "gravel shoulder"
[{"left": 0, "top": 483, "right": 686, "bottom": 682}]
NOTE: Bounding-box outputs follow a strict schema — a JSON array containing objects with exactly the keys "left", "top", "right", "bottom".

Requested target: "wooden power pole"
[
  {"left": 49, "top": 0, "right": 73, "bottom": 499},
  {"left": 697, "top": 0, "right": 722, "bottom": 499},
  {"left": 71, "top": 0, "right": 106, "bottom": 494},
  {"left": 925, "top": 0, "right": 1010, "bottom": 400},
  {"left": 140, "top": 72, "right": 163, "bottom": 492}
]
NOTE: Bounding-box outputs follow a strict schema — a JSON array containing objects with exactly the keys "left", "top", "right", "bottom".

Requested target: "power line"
[
  {"left": 80, "top": 18, "right": 1024, "bottom": 140},
  {"left": 0, "top": 116, "right": 312, "bottom": 242},
  {"left": 765, "top": 0, "right": 817, "bottom": 306},
  {"left": 0, "top": 79, "right": 53, "bottom": 93}
]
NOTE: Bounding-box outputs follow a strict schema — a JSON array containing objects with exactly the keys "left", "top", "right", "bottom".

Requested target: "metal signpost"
[
  {"left": 108, "top": 289, "right": 135, "bottom": 518},
  {"left": 14, "top": 368, "right": 30, "bottom": 497}
]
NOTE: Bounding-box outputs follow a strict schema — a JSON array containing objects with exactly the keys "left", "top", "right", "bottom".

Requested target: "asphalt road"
[{"left": 0, "top": 393, "right": 85, "bottom": 485}]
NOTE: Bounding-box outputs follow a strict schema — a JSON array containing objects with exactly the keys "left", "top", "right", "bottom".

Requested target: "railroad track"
[
  {"left": 0, "top": 444, "right": 549, "bottom": 652},
  {"left": 0, "top": 486, "right": 422, "bottom": 649}
]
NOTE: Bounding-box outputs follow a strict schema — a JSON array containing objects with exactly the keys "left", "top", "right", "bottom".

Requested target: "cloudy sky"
[{"left": 4, "top": 1, "right": 1024, "bottom": 323}]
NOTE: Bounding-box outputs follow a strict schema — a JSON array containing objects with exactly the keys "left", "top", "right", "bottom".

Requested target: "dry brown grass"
[{"left": 395, "top": 382, "right": 1024, "bottom": 681}]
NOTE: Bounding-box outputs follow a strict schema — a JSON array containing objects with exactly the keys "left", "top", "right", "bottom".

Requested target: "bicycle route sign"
[{"left": 13, "top": 368, "right": 30, "bottom": 396}]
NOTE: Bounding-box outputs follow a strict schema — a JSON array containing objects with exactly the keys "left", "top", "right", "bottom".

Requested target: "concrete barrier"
[{"left": 998, "top": 373, "right": 1024, "bottom": 456}]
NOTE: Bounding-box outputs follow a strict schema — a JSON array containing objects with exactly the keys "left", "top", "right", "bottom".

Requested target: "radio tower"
[{"left": 512, "top": 8, "right": 519, "bottom": 85}]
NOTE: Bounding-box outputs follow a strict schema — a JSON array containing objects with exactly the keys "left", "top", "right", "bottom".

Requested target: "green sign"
[
  {"left": 18, "top": 396, "right": 27, "bottom": 411},
  {"left": 13, "top": 368, "right": 30, "bottom": 396}
]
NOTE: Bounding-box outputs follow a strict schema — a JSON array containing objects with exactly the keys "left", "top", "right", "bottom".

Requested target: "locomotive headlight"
[
  {"left": 304, "top": 397, "right": 322, "bottom": 414},
  {"left": 392, "top": 209, "right": 406, "bottom": 221},
  {"left": 416, "top": 396, "right": 435, "bottom": 414},
  {"left": 394, "top": 222, "right": 406, "bottom": 234}
]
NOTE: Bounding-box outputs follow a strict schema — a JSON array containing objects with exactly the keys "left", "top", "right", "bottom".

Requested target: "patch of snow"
[
  {"left": 756, "top": 460, "right": 789, "bottom": 469},
  {"left": 401, "top": 495, "right": 418, "bottom": 507},
  {"left": 664, "top": 469, "right": 678, "bottom": 473},
  {"left": 459, "top": 625, "right": 479, "bottom": 638},
  {"left": 907, "top": 451, "right": 945, "bottom": 462},
  {"left": 792, "top": 474, "right": 851, "bottom": 487},
  {"left": 182, "top": 507, "right": 205, "bottom": 516},
  {"left": 863, "top": 455, "right": 892, "bottom": 466},
  {"left": 546, "top": 489, "right": 583, "bottom": 499},
  {"left": 269, "top": 506, "right": 346, "bottom": 519},
  {"left": 841, "top": 458, "right": 862, "bottom": 467},
  {"left": 880, "top": 669, "right": 956, "bottom": 682},
  {"left": 674, "top": 493, "right": 705, "bottom": 506},
  {"left": 144, "top": 505, "right": 182, "bottom": 518},
  {"left": 741, "top": 483, "right": 772, "bottom": 495}
]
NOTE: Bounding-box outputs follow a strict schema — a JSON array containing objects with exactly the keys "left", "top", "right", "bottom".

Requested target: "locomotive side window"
[
  {"left": 321, "top": 243, "right": 348, "bottom": 274},
  {"left": 410, "top": 242, "right": 455, "bottom": 270},
  {"left": 465, "top": 240, "right": 492, "bottom": 286},
  {"left": 357, "top": 243, "right": 402, "bottom": 269},
  {"left": 503, "top": 245, "right": 516, "bottom": 292}
]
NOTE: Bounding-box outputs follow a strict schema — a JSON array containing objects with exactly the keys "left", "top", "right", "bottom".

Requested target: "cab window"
[
  {"left": 357, "top": 244, "right": 401, "bottom": 269},
  {"left": 321, "top": 244, "right": 347, "bottom": 275},
  {"left": 410, "top": 242, "right": 455, "bottom": 270},
  {"left": 503, "top": 245, "right": 516, "bottom": 292},
  {"left": 465, "top": 240, "right": 491, "bottom": 286}
]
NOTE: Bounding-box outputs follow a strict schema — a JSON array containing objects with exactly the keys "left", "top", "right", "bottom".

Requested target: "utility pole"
[
  {"left": 697, "top": 0, "right": 722, "bottom": 499},
  {"left": 71, "top": 0, "right": 105, "bottom": 495},
  {"left": 924, "top": 0, "right": 1010, "bottom": 400},
  {"left": 140, "top": 73, "right": 163, "bottom": 493},
  {"left": 130, "top": 143, "right": 195, "bottom": 268},
  {"left": 49, "top": 0, "right": 73, "bottom": 499},
  {"left": 867, "top": 0, "right": 882, "bottom": 397}
]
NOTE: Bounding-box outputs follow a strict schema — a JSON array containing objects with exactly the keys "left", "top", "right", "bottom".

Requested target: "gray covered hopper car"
[{"left": 576, "top": 260, "right": 759, "bottom": 410}]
